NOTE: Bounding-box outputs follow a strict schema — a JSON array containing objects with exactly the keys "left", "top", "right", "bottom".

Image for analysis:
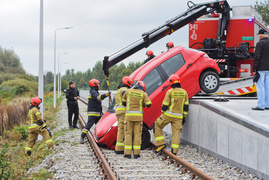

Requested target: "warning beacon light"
[{"left": 248, "top": 18, "right": 253, "bottom": 22}]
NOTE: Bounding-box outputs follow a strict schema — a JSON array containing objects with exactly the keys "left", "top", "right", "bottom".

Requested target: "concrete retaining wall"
[{"left": 165, "top": 100, "right": 269, "bottom": 179}]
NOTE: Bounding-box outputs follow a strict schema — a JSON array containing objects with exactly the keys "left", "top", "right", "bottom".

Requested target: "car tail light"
[{"left": 239, "top": 69, "right": 249, "bottom": 73}]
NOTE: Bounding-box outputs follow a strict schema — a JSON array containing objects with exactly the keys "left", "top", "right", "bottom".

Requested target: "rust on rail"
[
  {"left": 151, "top": 142, "right": 215, "bottom": 180},
  {"left": 78, "top": 104, "right": 116, "bottom": 180}
]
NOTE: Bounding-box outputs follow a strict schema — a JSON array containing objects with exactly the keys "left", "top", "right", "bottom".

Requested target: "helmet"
[
  {"left": 169, "top": 74, "right": 180, "bottom": 85},
  {"left": 31, "top": 97, "right": 42, "bottom": 106},
  {"left": 89, "top": 79, "right": 100, "bottom": 87},
  {"left": 146, "top": 50, "right": 154, "bottom": 57},
  {"left": 122, "top": 76, "right": 134, "bottom": 87},
  {"left": 135, "top": 81, "right": 146, "bottom": 92},
  {"left": 166, "top": 42, "right": 174, "bottom": 49}
]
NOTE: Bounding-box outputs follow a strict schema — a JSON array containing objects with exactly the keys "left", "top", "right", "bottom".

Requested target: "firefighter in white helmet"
[
  {"left": 25, "top": 97, "right": 54, "bottom": 156},
  {"left": 122, "top": 81, "right": 152, "bottom": 159},
  {"left": 114, "top": 76, "right": 134, "bottom": 154},
  {"left": 154, "top": 74, "right": 189, "bottom": 155}
]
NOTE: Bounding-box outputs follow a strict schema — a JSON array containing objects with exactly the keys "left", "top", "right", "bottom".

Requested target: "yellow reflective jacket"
[
  {"left": 162, "top": 87, "right": 189, "bottom": 119},
  {"left": 115, "top": 87, "right": 128, "bottom": 115},
  {"left": 122, "top": 88, "right": 151, "bottom": 122}
]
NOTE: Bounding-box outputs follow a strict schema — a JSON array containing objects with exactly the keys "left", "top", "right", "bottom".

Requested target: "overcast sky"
[{"left": 0, "top": 0, "right": 256, "bottom": 76}]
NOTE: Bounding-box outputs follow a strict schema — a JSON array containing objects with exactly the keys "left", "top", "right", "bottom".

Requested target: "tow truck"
[{"left": 95, "top": 0, "right": 267, "bottom": 149}]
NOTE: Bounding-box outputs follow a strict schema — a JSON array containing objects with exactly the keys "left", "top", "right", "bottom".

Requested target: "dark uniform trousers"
[
  {"left": 124, "top": 121, "right": 143, "bottom": 155},
  {"left": 81, "top": 115, "right": 101, "bottom": 139},
  {"left": 67, "top": 103, "right": 79, "bottom": 127}
]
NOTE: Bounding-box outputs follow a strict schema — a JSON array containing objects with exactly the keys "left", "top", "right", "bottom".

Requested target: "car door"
[
  {"left": 158, "top": 52, "right": 197, "bottom": 97},
  {"left": 142, "top": 66, "right": 167, "bottom": 129}
]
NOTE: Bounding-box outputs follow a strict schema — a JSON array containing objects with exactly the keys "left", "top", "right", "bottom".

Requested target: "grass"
[{"left": 0, "top": 92, "right": 65, "bottom": 179}]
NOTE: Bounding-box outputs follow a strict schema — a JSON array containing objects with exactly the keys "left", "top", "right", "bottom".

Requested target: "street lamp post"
[
  {"left": 58, "top": 52, "right": 68, "bottom": 98},
  {"left": 53, "top": 27, "right": 73, "bottom": 108}
]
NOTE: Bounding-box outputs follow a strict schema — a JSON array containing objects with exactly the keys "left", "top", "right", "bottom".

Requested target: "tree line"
[{"left": 44, "top": 60, "right": 143, "bottom": 91}]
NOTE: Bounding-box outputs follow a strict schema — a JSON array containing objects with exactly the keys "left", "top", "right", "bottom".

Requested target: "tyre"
[
  {"left": 141, "top": 126, "right": 151, "bottom": 150},
  {"left": 199, "top": 71, "right": 220, "bottom": 93}
]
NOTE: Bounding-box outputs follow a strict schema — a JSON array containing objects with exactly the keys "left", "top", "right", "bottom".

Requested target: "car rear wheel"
[
  {"left": 141, "top": 126, "right": 151, "bottom": 150},
  {"left": 199, "top": 71, "right": 220, "bottom": 93}
]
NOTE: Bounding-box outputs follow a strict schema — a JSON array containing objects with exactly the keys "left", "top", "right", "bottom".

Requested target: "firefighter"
[
  {"left": 122, "top": 81, "right": 152, "bottom": 159},
  {"left": 144, "top": 50, "right": 156, "bottom": 64},
  {"left": 80, "top": 79, "right": 110, "bottom": 144},
  {"left": 114, "top": 76, "right": 134, "bottom": 154},
  {"left": 166, "top": 42, "right": 174, "bottom": 50},
  {"left": 25, "top": 97, "right": 54, "bottom": 156},
  {"left": 154, "top": 74, "right": 189, "bottom": 155}
]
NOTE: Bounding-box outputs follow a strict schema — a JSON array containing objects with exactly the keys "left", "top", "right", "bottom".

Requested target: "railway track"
[{"left": 78, "top": 98, "right": 214, "bottom": 180}]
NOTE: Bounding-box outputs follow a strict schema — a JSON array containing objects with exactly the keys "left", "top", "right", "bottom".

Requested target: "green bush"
[
  {"left": 0, "top": 73, "right": 17, "bottom": 85},
  {"left": 13, "top": 125, "right": 28, "bottom": 140},
  {"left": 0, "top": 144, "right": 11, "bottom": 179},
  {"left": 0, "top": 79, "right": 38, "bottom": 96}
]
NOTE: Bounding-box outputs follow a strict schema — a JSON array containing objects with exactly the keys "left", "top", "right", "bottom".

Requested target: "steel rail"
[
  {"left": 151, "top": 142, "right": 215, "bottom": 180},
  {"left": 79, "top": 98, "right": 214, "bottom": 179},
  {"left": 78, "top": 99, "right": 116, "bottom": 180}
]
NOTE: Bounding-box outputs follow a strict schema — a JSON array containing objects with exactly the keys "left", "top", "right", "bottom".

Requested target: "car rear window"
[
  {"left": 160, "top": 53, "right": 185, "bottom": 77},
  {"left": 142, "top": 68, "right": 163, "bottom": 95}
]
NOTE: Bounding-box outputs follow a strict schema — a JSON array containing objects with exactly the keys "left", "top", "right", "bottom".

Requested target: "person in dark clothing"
[
  {"left": 252, "top": 29, "right": 269, "bottom": 110},
  {"left": 144, "top": 50, "right": 156, "bottom": 64},
  {"left": 84, "top": 82, "right": 87, "bottom": 90},
  {"left": 80, "top": 79, "right": 110, "bottom": 144},
  {"left": 66, "top": 81, "right": 80, "bottom": 129}
]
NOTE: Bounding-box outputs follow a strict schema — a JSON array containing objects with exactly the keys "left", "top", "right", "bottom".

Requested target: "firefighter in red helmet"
[
  {"left": 25, "top": 97, "right": 54, "bottom": 156},
  {"left": 80, "top": 79, "right": 110, "bottom": 144},
  {"left": 144, "top": 50, "right": 156, "bottom": 64},
  {"left": 154, "top": 74, "right": 189, "bottom": 155},
  {"left": 122, "top": 81, "right": 152, "bottom": 158},
  {"left": 114, "top": 76, "right": 134, "bottom": 154},
  {"left": 166, "top": 42, "right": 174, "bottom": 50}
]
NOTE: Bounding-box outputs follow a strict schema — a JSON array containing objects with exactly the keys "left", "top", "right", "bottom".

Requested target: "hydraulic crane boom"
[{"left": 103, "top": 0, "right": 230, "bottom": 77}]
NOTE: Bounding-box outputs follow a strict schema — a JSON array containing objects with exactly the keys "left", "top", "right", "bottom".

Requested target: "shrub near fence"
[{"left": 0, "top": 99, "right": 29, "bottom": 137}]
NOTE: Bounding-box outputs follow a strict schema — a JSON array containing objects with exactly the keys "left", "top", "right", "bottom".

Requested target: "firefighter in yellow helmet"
[
  {"left": 154, "top": 74, "right": 189, "bottom": 155},
  {"left": 25, "top": 97, "right": 55, "bottom": 156},
  {"left": 115, "top": 76, "right": 134, "bottom": 154},
  {"left": 122, "top": 81, "right": 152, "bottom": 159}
]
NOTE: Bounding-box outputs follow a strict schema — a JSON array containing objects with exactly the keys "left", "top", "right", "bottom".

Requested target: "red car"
[{"left": 94, "top": 46, "right": 220, "bottom": 149}]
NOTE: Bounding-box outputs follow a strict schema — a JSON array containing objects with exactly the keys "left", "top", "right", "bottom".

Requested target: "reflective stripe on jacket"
[
  {"left": 28, "top": 106, "right": 42, "bottom": 125},
  {"left": 87, "top": 87, "right": 107, "bottom": 114},
  {"left": 162, "top": 88, "right": 189, "bottom": 119},
  {"left": 122, "top": 89, "right": 151, "bottom": 121},
  {"left": 115, "top": 87, "right": 128, "bottom": 115}
]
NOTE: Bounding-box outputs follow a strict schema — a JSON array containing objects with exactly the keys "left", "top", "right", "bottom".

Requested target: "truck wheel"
[
  {"left": 199, "top": 71, "right": 220, "bottom": 93},
  {"left": 141, "top": 127, "right": 151, "bottom": 150}
]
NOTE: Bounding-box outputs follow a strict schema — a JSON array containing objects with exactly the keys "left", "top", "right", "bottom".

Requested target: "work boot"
[
  {"left": 155, "top": 144, "right": 166, "bottom": 153},
  {"left": 134, "top": 154, "right": 140, "bottom": 159},
  {"left": 69, "top": 126, "right": 74, "bottom": 129},
  {"left": 73, "top": 126, "right": 79, "bottom": 129},
  {"left": 80, "top": 138, "right": 85, "bottom": 144},
  {"left": 252, "top": 107, "right": 264, "bottom": 111},
  {"left": 26, "top": 151, "right": 31, "bottom": 156},
  {"left": 123, "top": 154, "right": 131, "bottom": 159},
  {"left": 171, "top": 149, "right": 177, "bottom": 155},
  {"left": 115, "top": 150, "right": 124, "bottom": 154}
]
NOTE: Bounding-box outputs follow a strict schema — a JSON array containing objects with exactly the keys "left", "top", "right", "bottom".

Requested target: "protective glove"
[
  {"left": 42, "top": 123, "right": 47, "bottom": 129},
  {"left": 105, "top": 92, "right": 111, "bottom": 97},
  {"left": 182, "top": 117, "right": 186, "bottom": 125}
]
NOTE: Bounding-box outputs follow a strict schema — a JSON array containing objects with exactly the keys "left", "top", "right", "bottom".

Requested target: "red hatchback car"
[{"left": 94, "top": 46, "right": 220, "bottom": 149}]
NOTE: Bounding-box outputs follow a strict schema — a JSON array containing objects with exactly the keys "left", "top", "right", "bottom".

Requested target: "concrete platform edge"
[
  {"left": 191, "top": 99, "right": 269, "bottom": 138},
  {"left": 180, "top": 139, "right": 269, "bottom": 179}
]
